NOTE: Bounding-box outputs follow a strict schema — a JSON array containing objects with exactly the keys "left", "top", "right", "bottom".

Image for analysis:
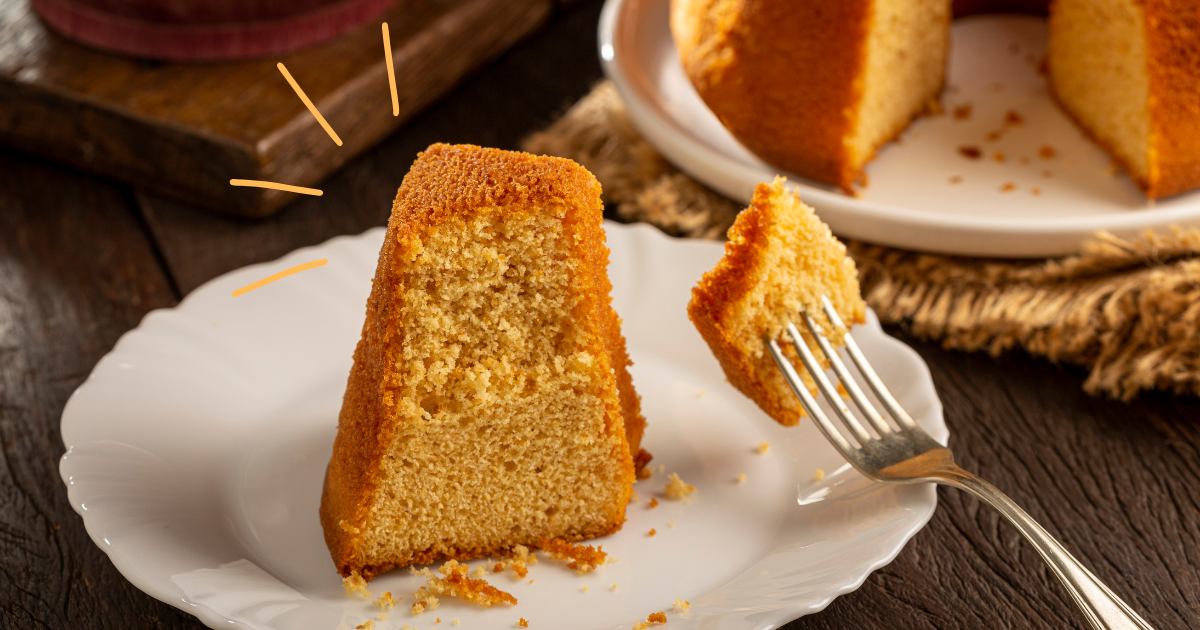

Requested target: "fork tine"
[
  {"left": 767, "top": 338, "right": 855, "bottom": 454},
  {"left": 799, "top": 309, "right": 897, "bottom": 436},
  {"left": 784, "top": 322, "right": 875, "bottom": 445},
  {"left": 820, "top": 296, "right": 918, "bottom": 429}
]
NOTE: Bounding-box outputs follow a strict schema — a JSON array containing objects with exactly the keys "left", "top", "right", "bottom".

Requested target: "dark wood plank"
[
  {"left": 0, "top": 150, "right": 195, "bottom": 628},
  {"left": 0, "top": 0, "right": 551, "bottom": 217},
  {"left": 140, "top": 0, "right": 608, "bottom": 294}
]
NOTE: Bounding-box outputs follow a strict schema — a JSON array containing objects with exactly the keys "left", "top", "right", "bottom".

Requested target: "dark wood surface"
[
  {"left": 0, "top": 0, "right": 550, "bottom": 217},
  {"left": 2, "top": 1, "right": 1198, "bottom": 628}
]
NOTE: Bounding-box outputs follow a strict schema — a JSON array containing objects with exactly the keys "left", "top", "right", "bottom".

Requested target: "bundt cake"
[
  {"left": 688, "top": 178, "right": 867, "bottom": 426},
  {"left": 670, "top": 0, "right": 951, "bottom": 191},
  {"left": 320, "top": 143, "right": 647, "bottom": 579},
  {"left": 671, "top": 0, "right": 1200, "bottom": 199}
]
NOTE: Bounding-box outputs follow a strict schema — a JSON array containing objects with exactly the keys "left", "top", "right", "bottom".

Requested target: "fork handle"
[{"left": 933, "top": 466, "right": 1155, "bottom": 630}]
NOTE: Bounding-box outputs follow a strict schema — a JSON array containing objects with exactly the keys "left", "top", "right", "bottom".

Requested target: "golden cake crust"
[
  {"left": 671, "top": 0, "right": 871, "bottom": 190},
  {"left": 688, "top": 186, "right": 794, "bottom": 423},
  {"left": 319, "top": 143, "right": 646, "bottom": 578},
  {"left": 1144, "top": 0, "right": 1200, "bottom": 198}
]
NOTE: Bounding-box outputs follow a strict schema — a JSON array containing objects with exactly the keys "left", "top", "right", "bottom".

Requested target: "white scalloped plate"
[
  {"left": 599, "top": 0, "right": 1200, "bottom": 257},
  {"left": 61, "top": 222, "right": 945, "bottom": 629}
]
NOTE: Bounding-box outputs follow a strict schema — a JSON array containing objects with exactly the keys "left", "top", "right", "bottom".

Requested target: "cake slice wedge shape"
[{"left": 320, "top": 143, "right": 646, "bottom": 579}]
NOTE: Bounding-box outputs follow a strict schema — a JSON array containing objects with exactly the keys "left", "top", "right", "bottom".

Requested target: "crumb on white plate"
[
  {"left": 664, "top": 473, "right": 696, "bottom": 500},
  {"left": 342, "top": 572, "right": 371, "bottom": 599}
]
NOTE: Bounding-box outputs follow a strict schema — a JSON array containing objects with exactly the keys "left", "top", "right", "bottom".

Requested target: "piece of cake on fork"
[
  {"left": 688, "top": 178, "right": 867, "bottom": 426},
  {"left": 320, "top": 143, "right": 647, "bottom": 580}
]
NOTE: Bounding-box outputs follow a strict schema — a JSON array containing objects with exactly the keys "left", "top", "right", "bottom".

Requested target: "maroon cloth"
[{"left": 32, "top": 0, "right": 396, "bottom": 62}]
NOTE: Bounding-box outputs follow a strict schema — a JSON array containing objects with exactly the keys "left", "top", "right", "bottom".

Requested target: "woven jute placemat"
[{"left": 523, "top": 81, "right": 1200, "bottom": 400}]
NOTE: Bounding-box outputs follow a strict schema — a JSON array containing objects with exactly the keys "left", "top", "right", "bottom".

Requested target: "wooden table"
[{"left": 2, "top": 2, "right": 1197, "bottom": 627}]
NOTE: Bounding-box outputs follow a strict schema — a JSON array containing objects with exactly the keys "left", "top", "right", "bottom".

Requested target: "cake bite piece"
[
  {"left": 320, "top": 143, "right": 646, "bottom": 579},
  {"left": 688, "top": 178, "right": 866, "bottom": 426}
]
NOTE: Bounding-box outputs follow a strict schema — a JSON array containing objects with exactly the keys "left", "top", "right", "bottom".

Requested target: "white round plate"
[
  {"left": 599, "top": 0, "right": 1200, "bottom": 257},
  {"left": 61, "top": 222, "right": 945, "bottom": 629}
]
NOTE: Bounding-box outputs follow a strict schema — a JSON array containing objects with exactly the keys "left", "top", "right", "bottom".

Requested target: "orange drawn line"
[
  {"left": 277, "top": 62, "right": 343, "bottom": 146},
  {"left": 382, "top": 22, "right": 399, "bottom": 117},
  {"left": 232, "top": 258, "right": 328, "bottom": 297},
  {"left": 229, "top": 179, "right": 323, "bottom": 196}
]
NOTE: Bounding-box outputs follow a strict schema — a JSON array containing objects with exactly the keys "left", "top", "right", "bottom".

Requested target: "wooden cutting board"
[{"left": 0, "top": 0, "right": 551, "bottom": 217}]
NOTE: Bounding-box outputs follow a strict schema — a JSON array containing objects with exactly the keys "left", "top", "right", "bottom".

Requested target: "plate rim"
[
  {"left": 59, "top": 222, "right": 944, "bottom": 630},
  {"left": 597, "top": 0, "right": 1200, "bottom": 257}
]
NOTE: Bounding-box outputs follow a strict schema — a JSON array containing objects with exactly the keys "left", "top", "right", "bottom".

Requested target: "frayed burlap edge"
[{"left": 523, "top": 81, "right": 1200, "bottom": 400}]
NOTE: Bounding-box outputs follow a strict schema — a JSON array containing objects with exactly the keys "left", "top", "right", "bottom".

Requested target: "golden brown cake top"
[{"left": 391, "top": 143, "right": 602, "bottom": 231}]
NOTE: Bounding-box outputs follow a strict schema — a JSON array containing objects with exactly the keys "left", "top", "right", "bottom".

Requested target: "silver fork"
[{"left": 767, "top": 296, "right": 1154, "bottom": 630}]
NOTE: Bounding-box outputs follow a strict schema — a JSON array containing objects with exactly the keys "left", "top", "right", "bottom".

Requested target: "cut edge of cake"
[{"left": 1048, "top": 0, "right": 1200, "bottom": 199}]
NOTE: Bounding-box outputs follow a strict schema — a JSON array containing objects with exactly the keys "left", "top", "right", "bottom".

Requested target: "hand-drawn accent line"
[
  {"left": 382, "top": 22, "right": 399, "bottom": 117},
  {"left": 232, "top": 259, "right": 328, "bottom": 297},
  {"left": 277, "top": 62, "right": 343, "bottom": 146},
  {"left": 229, "top": 179, "right": 324, "bottom": 196}
]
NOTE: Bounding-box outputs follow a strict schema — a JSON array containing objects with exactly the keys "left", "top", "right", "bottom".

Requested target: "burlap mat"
[{"left": 523, "top": 81, "right": 1200, "bottom": 400}]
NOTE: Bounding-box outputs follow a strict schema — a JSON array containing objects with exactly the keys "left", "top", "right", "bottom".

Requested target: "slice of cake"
[
  {"left": 320, "top": 143, "right": 647, "bottom": 579},
  {"left": 688, "top": 178, "right": 866, "bottom": 426},
  {"left": 1048, "top": 0, "right": 1200, "bottom": 199},
  {"left": 670, "top": 0, "right": 951, "bottom": 191}
]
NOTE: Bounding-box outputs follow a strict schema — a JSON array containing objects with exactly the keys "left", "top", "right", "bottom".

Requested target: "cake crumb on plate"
[
  {"left": 343, "top": 572, "right": 371, "bottom": 599},
  {"left": 754, "top": 441, "right": 770, "bottom": 454},
  {"left": 673, "top": 599, "right": 691, "bottom": 613},
  {"left": 540, "top": 538, "right": 607, "bottom": 573},
  {"left": 633, "top": 611, "right": 668, "bottom": 629},
  {"left": 494, "top": 544, "right": 537, "bottom": 578},
  {"left": 664, "top": 473, "right": 696, "bottom": 500},
  {"left": 412, "top": 559, "right": 516, "bottom": 613}
]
